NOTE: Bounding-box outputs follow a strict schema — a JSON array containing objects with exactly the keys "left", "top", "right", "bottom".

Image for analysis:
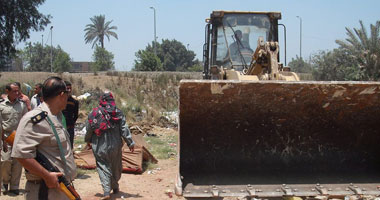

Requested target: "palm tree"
[
  {"left": 84, "top": 15, "right": 118, "bottom": 49},
  {"left": 336, "top": 20, "right": 380, "bottom": 80}
]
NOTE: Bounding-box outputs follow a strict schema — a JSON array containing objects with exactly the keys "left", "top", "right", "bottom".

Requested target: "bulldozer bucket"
[{"left": 178, "top": 80, "right": 380, "bottom": 198}]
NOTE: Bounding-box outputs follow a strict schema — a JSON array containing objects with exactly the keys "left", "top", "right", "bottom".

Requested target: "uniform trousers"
[
  {"left": 25, "top": 180, "right": 70, "bottom": 200},
  {"left": 0, "top": 140, "right": 2, "bottom": 196},
  {"left": 1, "top": 144, "right": 22, "bottom": 190}
]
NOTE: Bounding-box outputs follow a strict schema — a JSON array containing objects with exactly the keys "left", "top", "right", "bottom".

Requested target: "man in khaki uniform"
[
  {"left": 0, "top": 102, "right": 2, "bottom": 196},
  {"left": 0, "top": 82, "right": 28, "bottom": 195},
  {"left": 12, "top": 77, "right": 77, "bottom": 200},
  {"left": 15, "top": 82, "right": 31, "bottom": 111}
]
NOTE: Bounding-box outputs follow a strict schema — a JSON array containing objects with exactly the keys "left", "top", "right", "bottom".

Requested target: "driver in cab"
[{"left": 227, "top": 30, "right": 252, "bottom": 61}]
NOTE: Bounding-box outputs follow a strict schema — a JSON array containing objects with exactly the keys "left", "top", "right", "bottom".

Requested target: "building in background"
[
  {"left": 70, "top": 62, "right": 93, "bottom": 73},
  {"left": 1, "top": 59, "right": 93, "bottom": 72}
]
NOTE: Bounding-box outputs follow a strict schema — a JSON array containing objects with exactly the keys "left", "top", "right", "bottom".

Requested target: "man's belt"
[{"left": 27, "top": 180, "right": 42, "bottom": 184}]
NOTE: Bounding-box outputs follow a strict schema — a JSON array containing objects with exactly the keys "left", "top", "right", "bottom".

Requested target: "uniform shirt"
[
  {"left": 62, "top": 96, "right": 79, "bottom": 127},
  {"left": 30, "top": 94, "right": 41, "bottom": 109},
  {"left": 19, "top": 93, "right": 31, "bottom": 111},
  {"left": 0, "top": 99, "right": 2, "bottom": 148},
  {"left": 0, "top": 97, "right": 28, "bottom": 137},
  {"left": 11, "top": 102, "right": 77, "bottom": 182}
]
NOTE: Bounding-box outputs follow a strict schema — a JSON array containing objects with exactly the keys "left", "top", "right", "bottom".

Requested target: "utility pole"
[
  {"left": 42, "top": 35, "right": 44, "bottom": 47},
  {"left": 50, "top": 26, "right": 53, "bottom": 73},
  {"left": 296, "top": 16, "right": 302, "bottom": 59},
  {"left": 150, "top": 7, "right": 157, "bottom": 55}
]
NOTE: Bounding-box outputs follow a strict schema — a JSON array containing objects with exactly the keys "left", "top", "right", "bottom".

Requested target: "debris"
[
  {"left": 169, "top": 143, "right": 176, "bottom": 147},
  {"left": 75, "top": 126, "right": 87, "bottom": 136},
  {"left": 161, "top": 111, "right": 178, "bottom": 124},
  {"left": 77, "top": 92, "right": 91, "bottom": 100},
  {"left": 121, "top": 100, "right": 127, "bottom": 107},
  {"left": 130, "top": 125, "right": 145, "bottom": 134},
  {"left": 146, "top": 132, "right": 157, "bottom": 137},
  {"left": 165, "top": 189, "right": 173, "bottom": 198},
  {"left": 168, "top": 152, "right": 176, "bottom": 157}
]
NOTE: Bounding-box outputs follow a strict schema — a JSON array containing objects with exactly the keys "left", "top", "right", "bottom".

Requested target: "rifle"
[
  {"left": 6, "top": 128, "right": 81, "bottom": 199},
  {"left": 35, "top": 151, "right": 81, "bottom": 200}
]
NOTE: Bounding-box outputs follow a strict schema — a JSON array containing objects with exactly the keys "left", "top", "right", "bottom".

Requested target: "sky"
[{"left": 17, "top": 0, "right": 380, "bottom": 71}]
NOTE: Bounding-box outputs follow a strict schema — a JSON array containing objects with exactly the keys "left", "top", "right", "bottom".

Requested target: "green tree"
[
  {"left": 0, "top": 54, "right": 13, "bottom": 71},
  {"left": 53, "top": 48, "right": 72, "bottom": 72},
  {"left": 84, "top": 15, "right": 118, "bottom": 49},
  {"left": 92, "top": 46, "right": 115, "bottom": 71},
  {"left": 311, "top": 49, "right": 361, "bottom": 81},
  {"left": 187, "top": 59, "right": 203, "bottom": 72},
  {"left": 134, "top": 39, "right": 197, "bottom": 71},
  {"left": 13, "top": 53, "right": 24, "bottom": 71},
  {"left": 158, "top": 39, "right": 196, "bottom": 71},
  {"left": 335, "top": 20, "right": 380, "bottom": 80},
  {"left": 133, "top": 50, "right": 163, "bottom": 71},
  {"left": 20, "top": 42, "right": 72, "bottom": 72},
  {"left": 0, "top": 0, "right": 51, "bottom": 58},
  {"left": 22, "top": 42, "right": 50, "bottom": 71},
  {"left": 288, "top": 56, "right": 313, "bottom": 73}
]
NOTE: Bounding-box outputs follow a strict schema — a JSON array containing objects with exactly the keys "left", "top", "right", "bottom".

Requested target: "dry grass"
[
  {"left": 0, "top": 72, "right": 50, "bottom": 85},
  {"left": 0, "top": 71, "right": 201, "bottom": 125}
]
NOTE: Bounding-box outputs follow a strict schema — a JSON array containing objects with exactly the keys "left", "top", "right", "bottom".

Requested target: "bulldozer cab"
[{"left": 203, "top": 11, "right": 281, "bottom": 79}]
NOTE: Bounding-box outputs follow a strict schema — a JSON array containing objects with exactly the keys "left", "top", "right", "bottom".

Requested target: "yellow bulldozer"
[{"left": 176, "top": 11, "right": 380, "bottom": 199}]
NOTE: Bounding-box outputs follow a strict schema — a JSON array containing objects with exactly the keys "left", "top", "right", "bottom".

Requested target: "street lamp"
[
  {"left": 150, "top": 7, "right": 157, "bottom": 55},
  {"left": 50, "top": 26, "right": 53, "bottom": 73},
  {"left": 296, "top": 16, "right": 302, "bottom": 59}
]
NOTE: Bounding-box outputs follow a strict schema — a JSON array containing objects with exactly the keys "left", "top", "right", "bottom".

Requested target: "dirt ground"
[
  {"left": 2, "top": 158, "right": 183, "bottom": 200},
  {"left": 2, "top": 127, "right": 185, "bottom": 200},
  {"left": 75, "top": 158, "right": 184, "bottom": 200}
]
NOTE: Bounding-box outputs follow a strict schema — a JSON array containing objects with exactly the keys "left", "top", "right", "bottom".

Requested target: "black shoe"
[
  {"left": 2, "top": 184, "right": 8, "bottom": 191},
  {"left": 113, "top": 188, "right": 119, "bottom": 194},
  {"left": 2, "top": 184, "right": 8, "bottom": 195},
  {"left": 8, "top": 189, "right": 20, "bottom": 195}
]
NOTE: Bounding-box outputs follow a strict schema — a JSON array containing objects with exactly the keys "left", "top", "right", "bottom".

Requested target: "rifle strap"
[
  {"left": 38, "top": 180, "right": 49, "bottom": 200},
  {"left": 46, "top": 115, "right": 68, "bottom": 176}
]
